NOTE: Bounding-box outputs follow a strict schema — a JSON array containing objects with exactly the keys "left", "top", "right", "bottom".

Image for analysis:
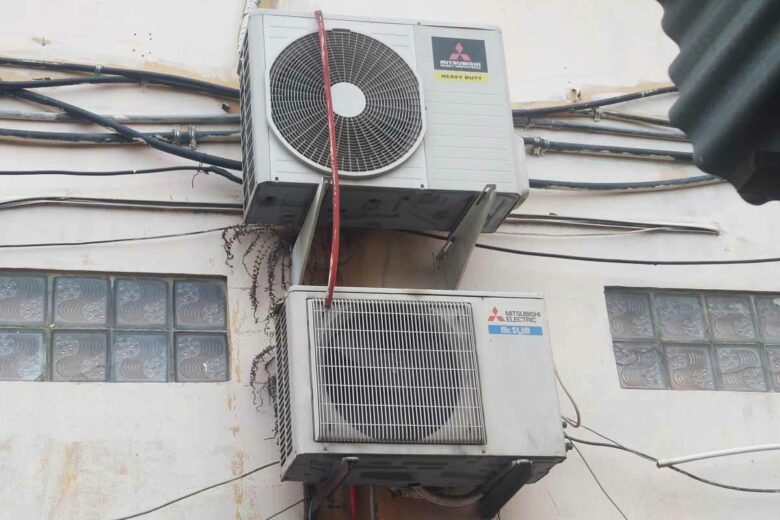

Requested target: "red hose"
[
  {"left": 315, "top": 10, "right": 340, "bottom": 308},
  {"left": 349, "top": 485, "right": 358, "bottom": 520}
]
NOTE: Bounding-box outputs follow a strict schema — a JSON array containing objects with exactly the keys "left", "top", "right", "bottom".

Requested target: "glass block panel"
[
  {"left": 664, "top": 345, "right": 715, "bottom": 390},
  {"left": 175, "top": 333, "right": 228, "bottom": 382},
  {"left": 755, "top": 296, "right": 780, "bottom": 342},
  {"left": 654, "top": 294, "right": 708, "bottom": 341},
  {"left": 0, "top": 275, "right": 45, "bottom": 325},
  {"left": 53, "top": 277, "right": 109, "bottom": 326},
  {"left": 115, "top": 279, "right": 168, "bottom": 328},
  {"left": 0, "top": 330, "right": 45, "bottom": 380},
  {"left": 767, "top": 348, "right": 780, "bottom": 392},
  {"left": 715, "top": 346, "right": 767, "bottom": 391},
  {"left": 174, "top": 280, "right": 226, "bottom": 329},
  {"left": 706, "top": 295, "right": 757, "bottom": 342},
  {"left": 605, "top": 292, "right": 655, "bottom": 340},
  {"left": 52, "top": 332, "right": 108, "bottom": 382},
  {"left": 112, "top": 332, "right": 168, "bottom": 382},
  {"left": 613, "top": 342, "right": 666, "bottom": 389}
]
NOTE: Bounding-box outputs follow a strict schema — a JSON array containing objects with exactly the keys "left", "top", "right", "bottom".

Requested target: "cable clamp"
[
  {"left": 189, "top": 125, "right": 197, "bottom": 149},
  {"left": 94, "top": 64, "right": 103, "bottom": 75},
  {"left": 172, "top": 124, "right": 182, "bottom": 146}
]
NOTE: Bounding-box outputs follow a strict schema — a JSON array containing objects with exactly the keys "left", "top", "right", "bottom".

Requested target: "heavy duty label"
[{"left": 432, "top": 36, "right": 489, "bottom": 82}]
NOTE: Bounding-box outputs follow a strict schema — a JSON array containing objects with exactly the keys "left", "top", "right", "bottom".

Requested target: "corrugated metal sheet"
[{"left": 658, "top": 1, "right": 780, "bottom": 204}]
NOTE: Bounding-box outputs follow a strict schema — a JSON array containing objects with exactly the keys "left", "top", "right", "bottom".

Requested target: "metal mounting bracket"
[
  {"left": 434, "top": 184, "right": 496, "bottom": 290},
  {"left": 478, "top": 458, "right": 533, "bottom": 519},
  {"left": 291, "top": 178, "right": 330, "bottom": 286},
  {"left": 308, "top": 456, "right": 359, "bottom": 518}
]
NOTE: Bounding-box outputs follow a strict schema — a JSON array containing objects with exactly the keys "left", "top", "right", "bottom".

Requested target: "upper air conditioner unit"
[
  {"left": 274, "top": 286, "right": 565, "bottom": 503},
  {"left": 240, "top": 10, "right": 528, "bottom": 232}
]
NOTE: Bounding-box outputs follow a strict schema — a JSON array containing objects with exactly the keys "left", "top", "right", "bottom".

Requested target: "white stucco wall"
[{"left": 1, "top": 1, "right": 779, "bottom": 519}]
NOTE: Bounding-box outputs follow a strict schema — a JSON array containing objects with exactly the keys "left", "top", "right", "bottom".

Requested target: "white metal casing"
[
  {"left": 276, "top": 286, "right": 566, "bottom": 487},
  {"left": 240, "top": 10, "right": 528, "bottom": 232}
]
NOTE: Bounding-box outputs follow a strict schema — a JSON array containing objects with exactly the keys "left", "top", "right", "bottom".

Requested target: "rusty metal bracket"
[
  {"left": 478, "top": 458, "right": 533, "bottom": 519},
  {"left": 291, "top": 178, "right": 330, "bottom": 286},
  {"left": 308, "top": 456, "right": 359, "bottom": 519},
  {"left": 434, "top": 184, "right": 496, "bottom": 290}
]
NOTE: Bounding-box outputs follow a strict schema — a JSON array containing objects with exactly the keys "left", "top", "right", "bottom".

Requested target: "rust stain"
[
  {"left": 117, "top": 465, "right": 128, "bottom": 476},
  {"left": 258, "top": 0, "right": 280, "bottom": 8},
  {"left": 103, "top": 60, "right": 238, "bottom": 90},
  {"left": 230, "top": 426, "right": 241, "bottom": 438},
  {"left": 48, "top": 443, "right": 81, "bottom": 520},
  {"left": 227, "top": 394, "right": 237, "bottom": 411},
  {"left": 0, "top": 440, "right": 10, "bottom": 453},
  {"left": 232, "top": 452, "right": 248, "bottom": 520}
]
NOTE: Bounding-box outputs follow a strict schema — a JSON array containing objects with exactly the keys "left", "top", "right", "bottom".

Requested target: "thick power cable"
[
  {"left": 0, "top": 109, "right": 239, "bottom": 125},
  {"left": 316, "top": 10, "right": 341, "bottom": 309},
  {"left": 8, "top": 89, "right": 243, "bottom": 173},
  {"left": 523, "top": 137, "right": 694, "bottom": 163},
  {"left": 0, "top": 76, "right": 133, "bottom": 89},
  {"left": 529, "top": 176, "right": 722, "bottom": 192},
  {"left": 405, "top": 230, "right": 780, "bottom": 266},
  {"left": 0, "top": 165, "right": 238, "bottom": 179},
  {"left": 0, "top": 56, "right": 239, "bottom": 98},
  {"left": 512, "top": 86, "right": 677, "bottom": 117},
  {"left": 0, "top": 196, "right": 242, "bottom": 213},
  {"left": 112, "top": 460, "right": 279, "bottom": 520},
  {"left": 0, "top": 126, "right": 239, "bottom": 145}
]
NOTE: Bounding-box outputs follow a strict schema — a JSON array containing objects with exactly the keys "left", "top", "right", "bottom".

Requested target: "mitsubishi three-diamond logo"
[
  {"left": 448, "top": 42, "right": 471, "bottom": 61},
  {"left": 488, "top": 307, "right": 505, "bottom": 322}
]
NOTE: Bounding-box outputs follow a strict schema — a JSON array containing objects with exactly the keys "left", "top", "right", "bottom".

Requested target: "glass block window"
[
  {"left": 606, "top": 288, "right": 780, "bottom": 392},
  {"left": 0, "top": 271, "right": 228, "bottom": 382}
]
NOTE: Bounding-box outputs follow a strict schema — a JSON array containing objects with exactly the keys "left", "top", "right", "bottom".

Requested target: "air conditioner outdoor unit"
[
  {"left": 240, "top": 10, "right": 528, "bottom": 232},
  {"left": 274, "top": 286, "right": 566, "bottom": 496}
]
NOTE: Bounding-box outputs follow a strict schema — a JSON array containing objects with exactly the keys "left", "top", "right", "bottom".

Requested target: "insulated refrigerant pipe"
[
  {"left": 316, "top": 10, "right": 341, "bottom": 309},
  {"left": 657, "top": 444, "right": 780, "bottom": 468}
]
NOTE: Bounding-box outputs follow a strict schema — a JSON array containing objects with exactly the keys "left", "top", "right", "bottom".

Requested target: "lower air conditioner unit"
[
  {"left": 274, "top": 286, "right": 565, "bottom": 494},
  {"left": 240, "top": 10, "right": 528, "bottom": 232}
]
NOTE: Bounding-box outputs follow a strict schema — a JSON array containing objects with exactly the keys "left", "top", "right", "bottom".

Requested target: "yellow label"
[{"left": 434, "top": 71, "right": 489, "bottom": 82}]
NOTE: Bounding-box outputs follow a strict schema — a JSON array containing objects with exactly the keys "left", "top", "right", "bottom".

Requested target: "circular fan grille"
[
  {"left": 269, "top": 29, "right": 424, "bottom": 177},
  {"left": 319, "top": 306, "right": 461, "bottom": 442}
]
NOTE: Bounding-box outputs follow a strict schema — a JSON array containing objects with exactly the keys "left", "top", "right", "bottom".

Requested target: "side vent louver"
[
  {"left": 274, "top": 305, "right": 293, "bottom": 466},
  {"left": 239, "top": 35, "right": 255, "bottom": 211}
]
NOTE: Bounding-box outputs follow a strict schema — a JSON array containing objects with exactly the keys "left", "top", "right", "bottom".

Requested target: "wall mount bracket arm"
[
  {"left": 434, "top": 184, "right": 496, "bottom": 290},
  {"left": 291, "top": 178, "right": 330, "bottom": 286}
]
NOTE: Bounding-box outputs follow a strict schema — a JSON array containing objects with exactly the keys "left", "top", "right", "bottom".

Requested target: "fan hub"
[{"left": 331, "top": 82, "right": 366, "bottom": 118}]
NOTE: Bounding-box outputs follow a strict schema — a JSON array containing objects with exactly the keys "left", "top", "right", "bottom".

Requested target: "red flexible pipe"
[
  {"left": 349, "top": 485, "right": 358, "bottom": 520},
  {"left": 315, "top": 10, "right": 341, "bottom": 308}
]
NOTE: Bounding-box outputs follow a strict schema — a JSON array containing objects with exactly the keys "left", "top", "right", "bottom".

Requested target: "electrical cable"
[
  {"left": 112, "top": 460, "right": 279, "bottom": 520},
  {"left": 0, "top": 76, "right": 136, "bottom": 89},
  {"left": 571, "top": 443, "right": 630, "bottom": 520},
  {"left": 0, "top": 196, "right": 242, "bottom": 213},
  {"left": 0, "top": 108, "right": 240, "bottom": 125},
  {"left": 594, "top": 110, "right": 675, "bottom": 128},
  {"left": 266, "top": 499, "right": 305, "bottom": 520},
  {"left": 0, "top": 225, "right": 241, "bottom": 249},
  {"left": 0, "top": 56, "right": 239, "bottom": 98},
  {"left": 512, "top": 86, "right": 676, "bottom": 117},
  {"left": 554, "top": 366, "right": 581, "bottom": 427},
  {"left": 0, "top": 165, "right": 238, "bottom": 178},
  {"left": 316, "top": 9, "right": 341, "bottom": 309},
  {"left": 0, "top": 126, "right": 239, "bottom": 145},
  {"left": 503, "top": 214, "right": 719, "bottom": 235},
  {"left": 528, "top": 176, "right": 723, "bottom": 192},
  {"left": 493, "top": 228, "right": 676, "bottom": 239},
  {"left": 523, "top": 136, "right": 694, "bottom": 163},
  {"left": 514, "top": 117, "right": 687, "bottom": 141},
  {"left": 8, "top": 89, "right": 243, "bottom": 173},
  {"left": 404, "top": 230, "right": 780, "bottom": 265},
  {"left": 572, "top": 444, "right": 628, "bottom": 520},
  {"left": 565, "top": 435, "right": 780, "bottom": 494}
]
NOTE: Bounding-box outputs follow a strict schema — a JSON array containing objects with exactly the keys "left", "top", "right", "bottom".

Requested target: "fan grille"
[
  {"left": 309, "top": 298, "right": 486, "bottom": 445},
  {"left": 269, "top": 30, "right": 424, "bottom": 176}
]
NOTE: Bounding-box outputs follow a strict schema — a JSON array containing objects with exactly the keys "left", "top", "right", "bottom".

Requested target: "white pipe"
[{"left": 657, "top": 444, "right": 780, "bottom": 468}]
